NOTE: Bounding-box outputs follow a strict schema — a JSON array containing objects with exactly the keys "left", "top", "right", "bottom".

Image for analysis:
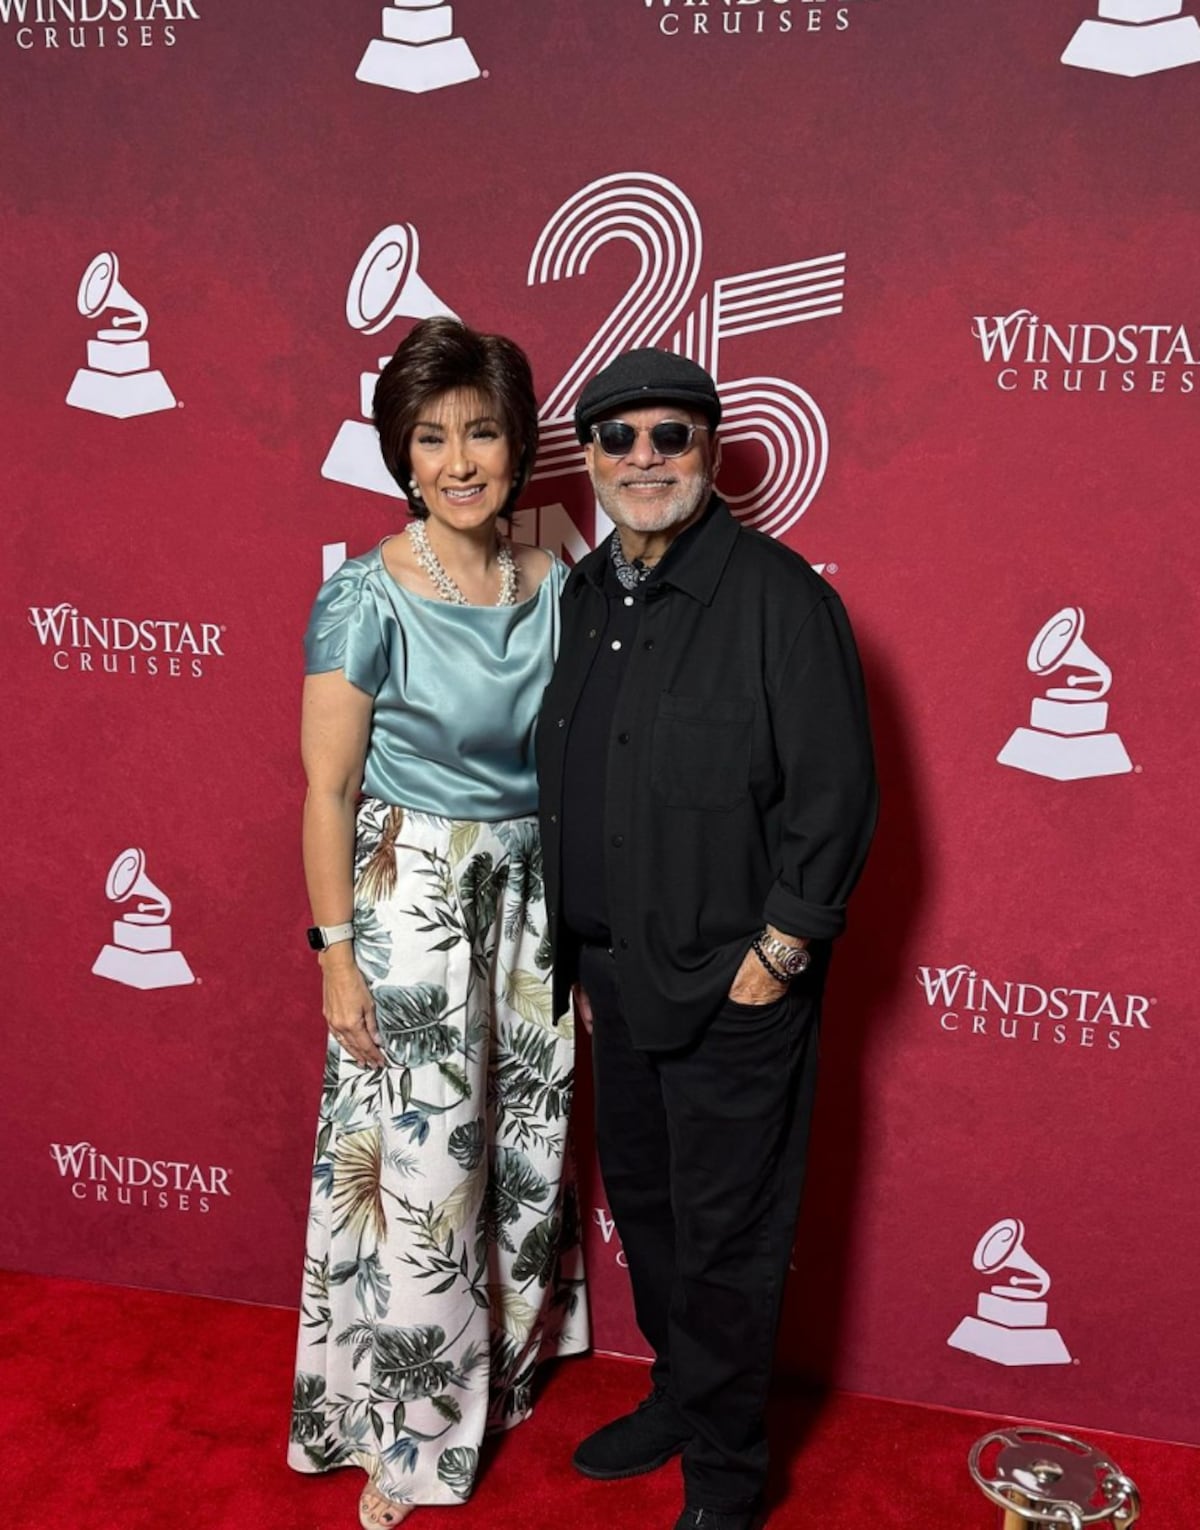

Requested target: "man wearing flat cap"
[{"left": 536, "top": 348, "right": 877, "bottom": 1530}]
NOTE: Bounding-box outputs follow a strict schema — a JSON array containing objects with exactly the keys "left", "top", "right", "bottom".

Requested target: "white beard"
[{"left": 593, "top": 472, "right": 711, "bottom": 536}]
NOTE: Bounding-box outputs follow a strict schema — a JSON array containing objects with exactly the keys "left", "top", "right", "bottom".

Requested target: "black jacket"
[{"left": 536, "top": 497, "right": 878, "bottom": 1049}]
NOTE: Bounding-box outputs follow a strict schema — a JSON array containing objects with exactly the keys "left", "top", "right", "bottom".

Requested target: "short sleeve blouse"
[{"left": 304, "top": 543, "right": 566, "bottom": 822}]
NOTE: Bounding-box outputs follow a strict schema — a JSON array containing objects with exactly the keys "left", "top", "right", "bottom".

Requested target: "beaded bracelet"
[{"left": 750, "top": 938, "right": 790, "bottom": 986}]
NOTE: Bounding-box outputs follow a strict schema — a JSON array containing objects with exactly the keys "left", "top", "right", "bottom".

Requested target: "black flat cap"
[{"left": 574, "top": 348, "right": 722, "bottom": 444}]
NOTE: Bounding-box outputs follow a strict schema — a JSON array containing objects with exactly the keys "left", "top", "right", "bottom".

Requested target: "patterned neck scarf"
[{"left": 610, "top": 533, "right": 655, "bottom": 591}]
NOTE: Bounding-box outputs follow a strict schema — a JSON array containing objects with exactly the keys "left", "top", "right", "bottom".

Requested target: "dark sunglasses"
[{"left": 590, "top": 419, "right": 709, "bottom": 459}]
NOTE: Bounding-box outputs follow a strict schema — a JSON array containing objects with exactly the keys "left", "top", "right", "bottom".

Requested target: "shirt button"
[
  {"left": 643, "top": 640, "right": 655, "bottom": 651},
  {"left": 611, "top": 833, "right": 624, "bottom": 847},
  {"left": 623, "top": 596, "right": 634, "bottom": 607},
  {"left": 611, "top": 639, "right": 622, "bottom": 651},
  {"left": 549, "top": 813, "right": 557, "bottom": 824},
  {"left": 588, "top": 628, "right": 598, "bottom": 639},
  {"left": 557, "top": 717, "right": 565, "bottom": 728},
  {"left": 617, "top": 732, "right": 630, "bottom": 745}
]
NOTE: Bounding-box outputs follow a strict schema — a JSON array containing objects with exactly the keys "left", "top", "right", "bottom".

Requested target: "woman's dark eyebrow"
[{"left": 414, "top": 415, "right": 501, "bottom": 431}]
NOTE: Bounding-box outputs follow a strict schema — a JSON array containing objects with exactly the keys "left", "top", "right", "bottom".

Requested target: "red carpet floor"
[{"left": 0, "top": 1270, "right": 1194, "bottom": 1530}]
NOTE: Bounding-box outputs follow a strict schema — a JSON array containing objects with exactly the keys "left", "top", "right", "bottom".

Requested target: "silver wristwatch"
[{"left": 758, "top": 932, "right": 810, "bottom": 978}]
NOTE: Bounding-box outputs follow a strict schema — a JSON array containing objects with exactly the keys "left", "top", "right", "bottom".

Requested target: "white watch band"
[{"left": 319, "top": 922, "right": 355, "bottom": 948}]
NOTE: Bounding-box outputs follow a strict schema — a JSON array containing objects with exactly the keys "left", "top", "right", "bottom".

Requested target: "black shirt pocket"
[{"left": 651, "top": 692, "right": 754, "bottom": 811}]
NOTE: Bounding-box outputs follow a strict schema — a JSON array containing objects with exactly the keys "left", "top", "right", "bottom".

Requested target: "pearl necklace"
[{"left": 406, "top": 520, "right": 519, "bottom": 607}]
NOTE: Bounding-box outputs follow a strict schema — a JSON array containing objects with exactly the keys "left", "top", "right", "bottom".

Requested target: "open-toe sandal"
[{"left": 358, "top": 1481, "right": 413, "bottom": 1529}]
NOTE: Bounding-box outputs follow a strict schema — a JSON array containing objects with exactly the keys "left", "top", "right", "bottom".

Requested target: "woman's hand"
[{"left": 321, "top": 945, "right": 386, "bottom": 1067}]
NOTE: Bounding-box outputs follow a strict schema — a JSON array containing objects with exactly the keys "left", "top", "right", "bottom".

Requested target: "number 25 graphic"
[{"left": 527, "top": 171, "right": 844, "bottom": 537}]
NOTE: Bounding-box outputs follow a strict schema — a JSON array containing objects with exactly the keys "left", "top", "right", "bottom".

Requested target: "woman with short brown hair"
[{"left": 288, "top": 317, "right": 587, "bottom": 1528}]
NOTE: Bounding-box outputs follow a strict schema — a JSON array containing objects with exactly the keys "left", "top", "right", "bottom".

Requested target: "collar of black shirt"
[{"left": 567, "top": 494, "right": 738, "bottom": 607}]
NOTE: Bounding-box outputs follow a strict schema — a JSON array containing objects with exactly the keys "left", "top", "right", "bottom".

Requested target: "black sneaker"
[
  {"left": 674, "top": 1505, "right": 766, "bottom": 1530},
  {"left": 572, "top": 1387, "right": 693, "bottom": 1480}
]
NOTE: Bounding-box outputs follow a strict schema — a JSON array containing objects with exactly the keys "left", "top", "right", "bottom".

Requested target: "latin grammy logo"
[
  {"left": 948, "top": 1218, "right": 1072, "bottom": 1368},
  {"left": 92, "top": 848, "right": 195, "bottom": 991},
  {"left": 1062, "top": 0, "right": 1200, "bottom": 75},
  {"left": 997, "top": 606, "right": 1133, "bottom": 781},
  {"left": 65, "top": 253, "right": 176, "bottom": 419},
  {"left": 356, "top": 0, "right": 481, "bottom": 94},
  {"left": 321, "top": 222, "right": 457, "bottom": 499}
]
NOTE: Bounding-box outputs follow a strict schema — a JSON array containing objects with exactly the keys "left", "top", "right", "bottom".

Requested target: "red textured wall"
[{"left": 3, "top": 0, "right": 1198, "bottom": 1448}]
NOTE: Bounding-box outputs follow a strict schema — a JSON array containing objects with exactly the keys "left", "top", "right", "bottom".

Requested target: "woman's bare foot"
[{"left": 358, "top": 1481, "right": 414, "bottom": 1528}]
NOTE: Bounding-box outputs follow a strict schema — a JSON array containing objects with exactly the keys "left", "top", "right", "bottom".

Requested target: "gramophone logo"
[
  {"left": 1062, "top": 1, "right": 1200, "bottom": 76},
  {"left": 92, "top": 848, "right": 195, "bottom": 990},
  {"left": 997, "top": 607, "right": 1133, "bottom": 781},
  {"left": 356, "top": 1, "right": 480, "bottom": 93},
  {"left": 66, "top": 253, "right": 175, "bottom": 419},
  {"left": 948, "top": 1218, "right": 1072, "bottom": 1367},
  {"left": 321, "top": 222, "right": 457, "bottom": 499}
]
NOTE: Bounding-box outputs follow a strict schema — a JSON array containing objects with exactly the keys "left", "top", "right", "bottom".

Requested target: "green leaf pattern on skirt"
[{"left": 287, "top": 800, "right": 588, "bottom": 1507}]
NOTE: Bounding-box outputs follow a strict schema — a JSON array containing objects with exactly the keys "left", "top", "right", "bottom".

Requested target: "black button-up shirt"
[
  {"left": 537, "top": 496, "right": 877, "bottom": 1051},
  {"left": 559, "top": 557, "right": 641, "bottom": 942}
]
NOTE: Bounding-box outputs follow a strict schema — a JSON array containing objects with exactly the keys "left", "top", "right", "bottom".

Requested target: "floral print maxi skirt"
[{"left": 288, "top": 799, "right": 589, "bottom": 1506}]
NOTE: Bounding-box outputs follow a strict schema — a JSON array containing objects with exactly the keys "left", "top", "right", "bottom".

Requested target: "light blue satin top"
[{"left": 304, "top": 542, "right": 566, "bottom": 821}]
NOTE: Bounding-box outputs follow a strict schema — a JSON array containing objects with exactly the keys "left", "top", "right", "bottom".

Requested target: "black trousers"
[{"left": 580, "top": 944, "right": 822, "bottom": 1511}]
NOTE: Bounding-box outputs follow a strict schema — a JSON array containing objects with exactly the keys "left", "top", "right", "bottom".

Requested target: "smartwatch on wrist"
[
  {"left": 758, "top": 931, "right": 810, "bottom": 978},
  {"left": 306, "top": 922, "right": 355, "bottom": 952}
]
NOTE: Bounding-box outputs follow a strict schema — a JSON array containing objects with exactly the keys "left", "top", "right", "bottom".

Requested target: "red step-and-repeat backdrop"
[{"left": 3, "top": 0, "right": 1198, "bottom": 1448}]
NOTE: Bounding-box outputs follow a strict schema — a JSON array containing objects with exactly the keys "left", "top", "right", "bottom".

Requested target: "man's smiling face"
[{"left": 584, "top": 404, "right": 717, "bottom": 537}]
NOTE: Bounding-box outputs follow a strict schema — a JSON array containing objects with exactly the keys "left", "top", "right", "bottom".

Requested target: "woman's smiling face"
[{"left": 407, "top": 388, "right": 515, "bottom": 530}]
